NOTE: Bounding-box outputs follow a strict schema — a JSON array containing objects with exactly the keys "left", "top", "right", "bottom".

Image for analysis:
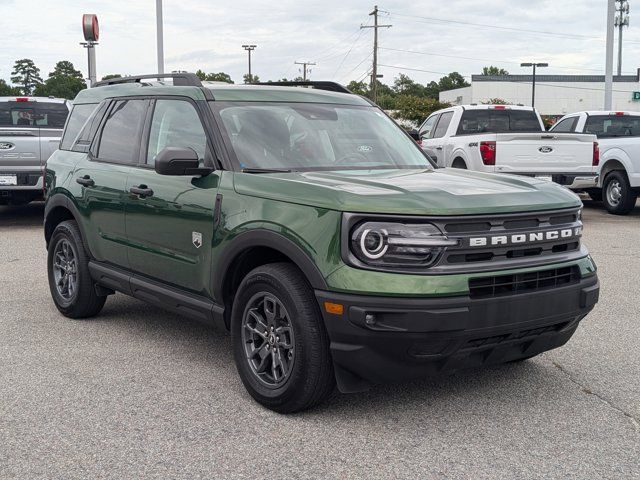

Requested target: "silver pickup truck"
[{"left": 0, "top": 96, "right": 70, "bottom": 205}]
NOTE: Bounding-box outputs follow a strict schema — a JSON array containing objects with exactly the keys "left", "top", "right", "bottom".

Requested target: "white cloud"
[{"left": 0, "top": 0, "right": 638, "bottom": 86}]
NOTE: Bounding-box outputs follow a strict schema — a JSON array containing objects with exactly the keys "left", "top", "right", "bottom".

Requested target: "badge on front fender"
[{"left": 192, "top": 231, "right": 203, "bottom": 249}]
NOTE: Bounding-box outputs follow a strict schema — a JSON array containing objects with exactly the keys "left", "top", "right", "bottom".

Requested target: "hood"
[{"left": 233, "top": 168, "right": 582, "bottom": 215}]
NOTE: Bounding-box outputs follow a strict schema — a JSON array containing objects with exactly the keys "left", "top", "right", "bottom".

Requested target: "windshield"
[
  {"left": 214, "top": 103, "right": 432, "bottom": 171},
  {"left": 584, "top": 115, "right": 640, "bottom": 138},
  {"left": 457, "top": 109, "right": 543, "bottom": 134},
  {"left": 0, "top": 101, "right": 69, "bottom": 128}
]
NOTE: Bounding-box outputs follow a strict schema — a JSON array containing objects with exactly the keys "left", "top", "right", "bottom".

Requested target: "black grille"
[{"left": 469, "top": 266, "right": 580, "bottom": 299}]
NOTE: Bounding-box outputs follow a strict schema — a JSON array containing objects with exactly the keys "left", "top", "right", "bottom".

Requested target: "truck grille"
[{"left": 469, "top": 266, "right": 580, "bottom": 299}]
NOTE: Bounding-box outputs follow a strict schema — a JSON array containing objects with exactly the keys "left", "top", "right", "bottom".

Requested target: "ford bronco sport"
[{"left": 44, "top": 74, "right": 600, "bottom": 413}]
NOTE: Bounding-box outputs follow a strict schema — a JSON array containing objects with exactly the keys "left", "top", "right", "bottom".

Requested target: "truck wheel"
[
  {"left": 47, "top": 220, "right": 106, "bottom": 318},
  {"left": 231, "top": 263, "right": 335, "bottom": 413},
  {"left": 603, "top": 171, "right": 637, "bottom": 215}
]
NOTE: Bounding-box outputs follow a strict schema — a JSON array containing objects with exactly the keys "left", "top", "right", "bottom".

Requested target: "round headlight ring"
[{"left": 360, "top": 228, "right": 388, "bottom": 259}]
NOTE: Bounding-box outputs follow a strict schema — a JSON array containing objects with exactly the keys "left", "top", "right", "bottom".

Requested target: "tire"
[
  {"left": 451, "top": 158, "right": 467, "bottom": 169},
  {"left": 231, "top": 263, "right": 335, "bottom": 413},
  {"left": 603, "top": 171, "right": 637, "bottom": 215},
  {"left": 587, "top": 189, "right": 602, "bottom": 202},
  {"left": 47, "top": 220, "right": 106, "bottom": 318}
]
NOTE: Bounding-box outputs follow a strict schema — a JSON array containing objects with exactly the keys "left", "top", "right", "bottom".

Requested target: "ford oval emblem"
[
  {"left": 0, "top": 142, "right": 14, "bottom": 150},
  {"left": 357, "top": 145, "right": 373, "bottom": 152},
  {"left": 539, "top": 146, "right": 553, "bottom": 153}
]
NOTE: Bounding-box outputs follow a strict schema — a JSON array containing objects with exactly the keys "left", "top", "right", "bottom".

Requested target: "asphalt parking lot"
[{"left": 0, "top": 201, "right": 639, "bottom": 479}]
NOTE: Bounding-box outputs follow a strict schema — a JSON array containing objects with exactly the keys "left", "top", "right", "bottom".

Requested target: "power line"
[
  {"left": 384, "top": 10, "right": 640, "bottom": 44},
  {"left": 378, "top": 63, "right": 471, "bottom": 77},
  {"left": 332, "top": 26, "right": 369, "bottom": 78},
  {"left": 338, "top": 53, "right": 373, "bottom": 82}
]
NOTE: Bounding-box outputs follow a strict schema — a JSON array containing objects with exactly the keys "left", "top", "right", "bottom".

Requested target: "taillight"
[
  {"left": 480, "top": 141, "right": 496, "bottom": 165},
  {"left": 593, "top": 142, "right": 600, "bottom": 167}
]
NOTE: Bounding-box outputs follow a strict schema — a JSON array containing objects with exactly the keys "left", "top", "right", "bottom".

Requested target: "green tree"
[
  {"left": 10, "top": 59, "right": 43, "bottom": 95},
  {"left": 243, "top": 73, "right": 260, "bottom": 84},
  {"left": 391, "top": 96, "right": 451, "bottom": 126},
  {"left": 346, "top": 80, "right": 369, "bottom": 96},
  {"left": 0, "top": 79, "right": 20, "bottom": 96},
  {"left": 481, "top": 66, "right": 509, "bottom": 76},
  {"left": 481, "top": 98, "right": 512, "bottom": 105},
  {"left": 392, "top": 74, "right": 428, "bottom": 97},
  {"left": 34, "top": 60, "right": 86, "bottom": 99},
  {"left": 101, "top": 74, "right": 122, "bottom": 81},
  {"left": 195, "top": 70, "right": 234, "bottom": 83}
]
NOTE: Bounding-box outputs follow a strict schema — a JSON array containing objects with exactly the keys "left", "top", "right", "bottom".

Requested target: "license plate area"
[{"left": 0, "top": 174, "right": 18, "bottom": 186}]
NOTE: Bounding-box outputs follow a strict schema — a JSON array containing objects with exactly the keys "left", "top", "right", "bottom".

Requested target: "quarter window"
[
  {"left": 97, "top": 100, "right": 147, "bottom": 163},
  {"left": 60, "top": 103, "right": 97, "bottom": 151},
  {"left": 146, "top": 100, "right": 207, "bottom": 165}
]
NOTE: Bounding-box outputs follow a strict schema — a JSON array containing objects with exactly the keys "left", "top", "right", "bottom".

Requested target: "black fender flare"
[
  {"left": 213, "top": 229, "right": 328, "bottom": 302},
  {"left": 44, "top": 194, "right": 90, "bottom": 254}
]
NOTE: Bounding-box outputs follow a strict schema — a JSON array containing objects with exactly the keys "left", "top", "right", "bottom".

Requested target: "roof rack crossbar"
[
  {"left": 93, "top": 73, "right": 203, "bottom": 88},
  {"left": 254, "top": 81, "right": 352, "bottom": 94}
]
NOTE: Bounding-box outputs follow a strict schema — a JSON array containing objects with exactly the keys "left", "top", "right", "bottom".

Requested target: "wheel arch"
[
  {"left": 214, "top": 229, "right": 329, "bottom": 328},
  {"left": 44, "top": 194, "right": 87, "bottom": 250},
  {"left": 599, "top": 158, "right": 629, "bottom": 187}
]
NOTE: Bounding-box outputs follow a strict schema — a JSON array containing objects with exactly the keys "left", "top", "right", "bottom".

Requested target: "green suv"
[{"left": 44, "top": 74, "right": 600, "bottom": 412}]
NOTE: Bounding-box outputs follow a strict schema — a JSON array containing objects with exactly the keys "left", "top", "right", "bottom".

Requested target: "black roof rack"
[
  {"left": 93, "top": 73, "right": 203, "bottom": 88},
  {"left": 254, "top": 81, "right": 352, "bottom": 94}
]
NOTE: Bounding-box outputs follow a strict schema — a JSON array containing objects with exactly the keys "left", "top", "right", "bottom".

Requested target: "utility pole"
[
  {"left": 156, "top": 0, "right": 164, "bottom": 75},
  {"left": 520, "top": 62, "right": 548, "bottom": 108},
  {"left": 605, "top": 0, "right": 616, "bottom": 109},
  {"left": 242, "top": 45, "right": 257, "bottom": 82},
  {"left": 615, "top": 0, "right": 630, "bottom": 75},
  {"left": 294, "top": 61, "right": 316, "bottom": 80},
  {"left": 361, "top": 5, "right": 391, "bottom": 102}
]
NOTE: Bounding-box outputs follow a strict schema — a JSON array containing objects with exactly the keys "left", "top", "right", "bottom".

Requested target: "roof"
[
  {"left": 472, "top": 70, "right": 640, "bottom": 83},
  {"left": 73, "top": 82, "right": 371, "bottom": 106}
]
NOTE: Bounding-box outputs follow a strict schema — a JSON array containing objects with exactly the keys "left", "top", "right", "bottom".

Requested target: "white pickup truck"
[
  {"left": 550, "top": 110, "right": 640, "bottom": 215},
  {"left": 416, "top": 104, "right": 598, "bottom": 186}
]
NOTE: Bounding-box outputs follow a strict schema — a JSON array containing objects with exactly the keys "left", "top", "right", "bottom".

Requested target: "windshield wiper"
[{"left": 241, "top": 167, "right": 293, "bottom": 174}]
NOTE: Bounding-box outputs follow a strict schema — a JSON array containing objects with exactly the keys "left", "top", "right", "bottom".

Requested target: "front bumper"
[{"left": 316, "top": 274, "right": 599, "bottom": 393}]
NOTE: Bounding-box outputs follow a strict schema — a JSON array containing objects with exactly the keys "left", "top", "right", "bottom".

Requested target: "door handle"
[
  {"left": 76, "top": 175, "right": 95, "bottom": 187},
  {"left": 129, "top": 185, "right": 154, "bottom": 198},
  {"left": 436, "top": 146, "right": 443, "bottom": 150}
]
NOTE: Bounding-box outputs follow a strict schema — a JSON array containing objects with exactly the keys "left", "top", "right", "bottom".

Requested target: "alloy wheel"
[
  {"left": 241, "top": 292, "right": 295, "bottom": 388},
  {"left": 52, "top": 239, "right": 78, "bottom": 300}
]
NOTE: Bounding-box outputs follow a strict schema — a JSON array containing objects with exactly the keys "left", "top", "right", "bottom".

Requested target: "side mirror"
[
  {"left": 154, "top": 147, "right": 212, "bottom": 176},
  {"left": 408, "top": 129, "right": 421, "bottom": 142}
]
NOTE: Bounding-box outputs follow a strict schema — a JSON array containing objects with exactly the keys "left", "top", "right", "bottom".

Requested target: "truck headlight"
[{"left": 350, "top": 222, "right": 458, "bottom": 268}]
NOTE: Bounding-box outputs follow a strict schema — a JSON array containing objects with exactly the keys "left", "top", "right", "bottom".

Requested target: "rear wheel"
[
  {"left": 603, "top": 171, "right": 637, "bottom": 215},
  {"left": 47, "top": 220, "right": 106, "bottom": 318},
  {"left": 231, "top": 263, "right": 334, "bottom": 413}
]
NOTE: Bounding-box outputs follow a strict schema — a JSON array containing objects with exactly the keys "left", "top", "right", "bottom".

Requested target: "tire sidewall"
[
  {"left": 231, "top": 268, "right": 319, "bottom": 408},
  {"left": 603, "top": 171, "right": 635, "bottom": 214},
  {"left": 47, "top": 230, "right": 81, "bottom": 309}
]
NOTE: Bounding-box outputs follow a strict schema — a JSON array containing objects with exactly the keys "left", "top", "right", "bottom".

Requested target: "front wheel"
[
  {"left": 231, "top": 263, "right": 335, "bottom": 413},
  {"left": 603, "top": 171, "right": 637, "bottom": 215},
  {"left": 47, "top": 220, "right": 106, "bottom": 318}
]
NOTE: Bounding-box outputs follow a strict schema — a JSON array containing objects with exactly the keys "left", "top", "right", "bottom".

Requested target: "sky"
[{"left": 1, "top": 0, "right": 639, "bottom": 87}]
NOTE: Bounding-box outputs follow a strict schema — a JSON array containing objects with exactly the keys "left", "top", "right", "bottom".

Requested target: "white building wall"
[{"left": 439, "top": 78, "right": 640, "bottom": 116}]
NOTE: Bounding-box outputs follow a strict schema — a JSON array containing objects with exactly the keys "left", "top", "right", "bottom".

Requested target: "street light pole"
[
  {"left": 156, "top": 0, "right": 164, "bottom": 75},
  {"left": 605, "top": 0, "right": 616, "bottom": 109},
  {"left": 520, "top": 62, "right": 548, "bottom": 108},
  {"left": 242, "top": 45, "right": 257, "bottom": 82}
]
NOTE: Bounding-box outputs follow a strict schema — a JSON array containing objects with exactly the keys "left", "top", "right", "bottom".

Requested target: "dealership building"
[{"left": 439, "top": 70, "right": 640, "bottom": 116}]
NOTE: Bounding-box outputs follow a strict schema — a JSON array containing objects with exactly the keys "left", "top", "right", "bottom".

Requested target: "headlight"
[{"left": 350, "top": 221, "right": 458, "bottom": 268}]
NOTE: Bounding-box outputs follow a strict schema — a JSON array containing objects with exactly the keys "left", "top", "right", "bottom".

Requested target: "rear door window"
[
  {"left": 96, "top": 99, "right": 148, "bottom": 163},
  {"left": 419, "top": 115, "right": 438, "bottom": 140},
  {"left": 0, "top": 101, "right": 69, "bottom": 128},
  {"left": 457, "top": 109, "right": 543, "bottom": 134},
  {"left": 550, "top": 117, "right": 578, "bottom": 133},
  {"left": 432, "top": 111, "right": 454, "bottom": 138},
  {"left": 584, "top": 115, "right": 640, "bottom": 138}
]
